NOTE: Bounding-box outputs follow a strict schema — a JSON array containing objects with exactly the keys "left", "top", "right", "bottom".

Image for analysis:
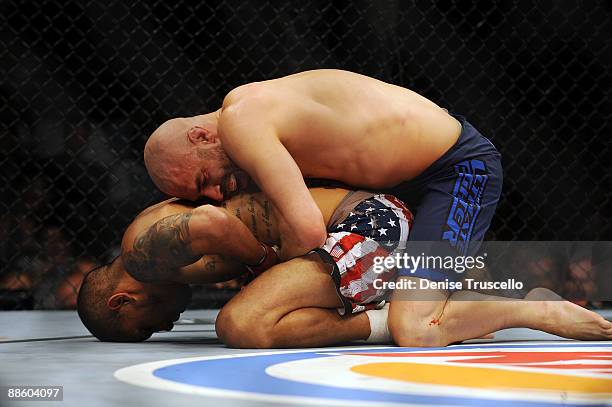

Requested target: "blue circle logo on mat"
[{"left": 115, "top": 342, "right": 612, "bottom": 406}]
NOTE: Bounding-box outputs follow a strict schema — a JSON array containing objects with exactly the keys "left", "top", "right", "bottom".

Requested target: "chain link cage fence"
[{"left": 1, "top": 0, "right": 611, "bottom": 310}]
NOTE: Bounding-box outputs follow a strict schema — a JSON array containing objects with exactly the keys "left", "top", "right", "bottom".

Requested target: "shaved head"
[
  {"left": 144, "top": 118, "right": 195, "bottom": 195},
  {"left": 77, "top": 256, "right": 192, "bottom": 342},
  {"left": 144, "top": 112, "right": 245, "bottom": 201},
  {"left": 77, "top": 258, "right": 135, "bottom": 341}
]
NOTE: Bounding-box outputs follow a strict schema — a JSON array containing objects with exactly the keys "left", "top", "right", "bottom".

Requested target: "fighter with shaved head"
[{"left": 143, "top": 69, "right": 504, "bottom": 345}]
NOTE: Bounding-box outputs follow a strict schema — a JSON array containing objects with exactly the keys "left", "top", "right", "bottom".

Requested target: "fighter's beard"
[{"left": 221, "top": 167, "right": 249, "bottom": 199}]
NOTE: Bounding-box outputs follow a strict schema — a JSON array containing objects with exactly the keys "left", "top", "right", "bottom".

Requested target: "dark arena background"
[{"left": 1, "top": 0, "right": 611, "bottom": 310}]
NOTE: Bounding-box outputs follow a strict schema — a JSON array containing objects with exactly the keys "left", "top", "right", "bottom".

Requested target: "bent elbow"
[
  {"left": 191, "top": 205, "right": 231, "bottom": 242},
  {"left": 300, "top": 223, "right": 327, "bottom": 250}
]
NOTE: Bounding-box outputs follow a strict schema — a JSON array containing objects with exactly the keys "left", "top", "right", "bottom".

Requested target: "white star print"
[
  {"left": 365, "top": 207, "right": 374, "bottom": 213},
  {"left": 336, "top": 223, "right": 346, "bottom": 229},
  {"left": 368, "top": 219, "right": 376, "bottom": 228},
  {"left": 387, "top": 219, "right": 396, "bottom": 227},
  {"left": 350, "top": 224, "right": 358, "bottom": 230},
  {"left": 348, "top": 212, "right": 355, "bottom": 217},
  {"left": 378, "top": 228, "right": 388, "bottom": 236}
]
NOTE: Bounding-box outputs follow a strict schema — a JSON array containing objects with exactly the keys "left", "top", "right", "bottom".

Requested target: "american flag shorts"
[{"left": 316, "top": 194, "right": 413, "bottom": 315}]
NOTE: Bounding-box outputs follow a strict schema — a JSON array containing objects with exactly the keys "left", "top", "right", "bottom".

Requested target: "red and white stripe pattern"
[{"left": 322, "top": 194, "right": 413, "bottom": 314}]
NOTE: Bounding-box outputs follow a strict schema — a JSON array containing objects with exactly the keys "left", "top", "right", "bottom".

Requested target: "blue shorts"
[{"left": 388, "top": 114, "right": 503, "bottom": 281}]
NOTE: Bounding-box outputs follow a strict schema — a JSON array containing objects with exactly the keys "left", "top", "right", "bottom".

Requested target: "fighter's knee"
[
  {"left": 214, "top": 306, "right": 235, "bottom": 345},
  {"left": 215, "top": 305, "right": 276, "bottom": 348},
  {"left": 216, "top": 305, "right": 254, "bottom": 348}
]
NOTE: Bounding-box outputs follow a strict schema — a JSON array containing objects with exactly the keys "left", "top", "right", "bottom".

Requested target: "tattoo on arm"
[{"left": 123, "top": 213, "right": 200, "bottom": 282}]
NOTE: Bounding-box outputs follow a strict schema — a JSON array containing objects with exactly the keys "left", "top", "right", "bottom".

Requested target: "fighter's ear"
[
  {"left": 187, "top": 126, "right": 213, "bottom": 144},
  {"left": 107, "top": 293, "right": 132, "bottom": 311}
]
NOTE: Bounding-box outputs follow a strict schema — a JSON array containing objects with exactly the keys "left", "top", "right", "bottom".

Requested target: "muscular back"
[
  {"left": 221, "top": 70, "right": 461, "bottom": 187},
  {"left": 120, "top": 187, "right": 348, "bottom": 283},
  {"left": 122, "top": 187, "right": 348, "bottom": 256}
]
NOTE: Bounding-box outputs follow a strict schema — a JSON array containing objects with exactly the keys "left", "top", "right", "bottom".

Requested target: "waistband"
[
  {"left": 415, "top": 113, "right": 501, "bottom": 181},
  {"left": 327, "top": 190, "right": 376, "bottom": 229}
]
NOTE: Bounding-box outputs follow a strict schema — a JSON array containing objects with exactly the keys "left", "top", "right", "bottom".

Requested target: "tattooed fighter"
[
  {"left": 77, "top": 188, "right": 612, "bottom": 344},
  {"left": 77, "top": 187, "right": 413, "bottom": 342}
]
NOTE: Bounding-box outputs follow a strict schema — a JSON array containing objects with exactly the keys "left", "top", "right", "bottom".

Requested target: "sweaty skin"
[
  {"left": 146, "top": 69, "right": 461, "bottom": 260},
  {"left": 222, "top": 70, "right": 460, "bottom": 185},
  {"left": 121, "top": 188, "right": 348, "bottom": 284},
  {"left": 218, "top": 70, "right": 461, "bottom": 258}
]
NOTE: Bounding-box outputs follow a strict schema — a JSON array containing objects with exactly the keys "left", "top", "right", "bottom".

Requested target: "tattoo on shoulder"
[{"left": 123, "top": 213, "right": 199, "bottom": 281}]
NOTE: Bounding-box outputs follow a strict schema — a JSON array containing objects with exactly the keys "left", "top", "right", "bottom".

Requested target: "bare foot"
[{"left": 526, "top": 288, "right": 612, "bottom": 340}]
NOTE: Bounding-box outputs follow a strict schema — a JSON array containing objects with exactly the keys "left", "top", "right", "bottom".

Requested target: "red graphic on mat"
[{"left": 347, "top": 351, "right": 612, "bottom": 374}]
